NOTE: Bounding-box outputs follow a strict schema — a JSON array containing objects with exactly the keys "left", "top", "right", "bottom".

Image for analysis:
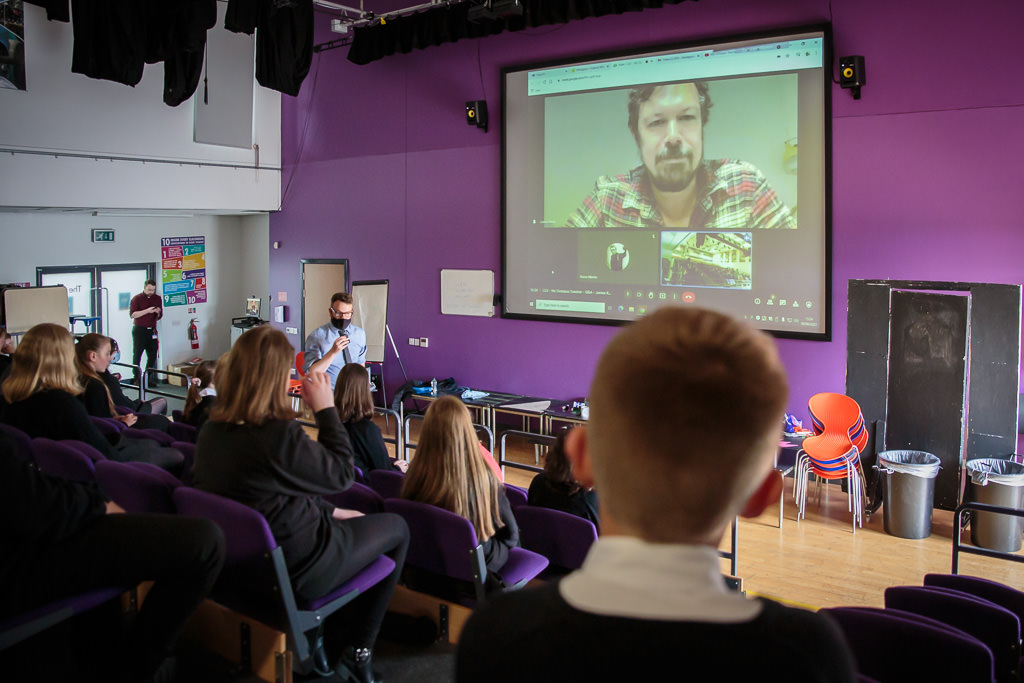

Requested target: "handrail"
[
  {"left": 373, "top": 407, "right": 403, "bottom": 461},
  {"left": 498, "top": 429, "right": 553, "bottom": 477},
  {"left": 402, "top": 413, "right": 492, "bottom": 461},
  {"left": 952, "top": 501, "right": 1024, "bottom": 573}
]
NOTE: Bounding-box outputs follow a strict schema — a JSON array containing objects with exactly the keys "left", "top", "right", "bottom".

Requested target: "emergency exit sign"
[{"left": 91, "top": 229, "right": 115, "bottom": 243}]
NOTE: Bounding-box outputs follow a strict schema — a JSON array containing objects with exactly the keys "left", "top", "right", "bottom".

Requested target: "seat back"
[
  {"left": 32, "top": 438, "right": 97, "bottom": 482},
  {"left": 168, "top": 421, "right": 197, "bottom": 444},
  {"left": 809, "top": 392, "right": 867, "bottom": 452},
  {"left": 368, "top": 468, "right": 406, "bottom": 499},
  {"left": 95, "top": 460, "right": 181, "bottom": 514},
  {"left": 503, "top": 483, "right": 528, "bottom": 508},
  {"left": 323, "top": 482, "right": 384, "bottom": 514},
  {"left": 885, "top": 585, "right": 1019, "bottom": 681},
  {"left": 515, "top": 506, "right": 596, "bottom": 574},
  {"left": 822, "top": 606, "right": 995, "bottom": 682},
  {"left": 924, "top": 573, "right": 1024, "bottom": 625},
  {"left": 383, "top": 498, "right": 483, "bottom": 584},
  {"left": 0, "top": 423, "right": 35, "bottom": 462},
  {"left": 295, "top": 351, "right": 306, "bottom": 378},
  {"left": 63, "top": 440, "right": 108, "bottom": 463},
  {"left": 172, "top": 409, "right": 185, "bottom": 422}
]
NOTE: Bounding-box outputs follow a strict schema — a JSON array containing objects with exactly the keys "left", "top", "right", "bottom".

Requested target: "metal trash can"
[
  {"left": 876, "top": 450, "right": 941, "bottom": 539},
  {"left": 966, "top": 458, "right": 1024, "bottom": 552}
]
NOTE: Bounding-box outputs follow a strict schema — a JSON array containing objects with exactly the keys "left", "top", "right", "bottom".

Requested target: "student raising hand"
[{"left": 302, "top": 370, "right": 336, "bottom": 413}]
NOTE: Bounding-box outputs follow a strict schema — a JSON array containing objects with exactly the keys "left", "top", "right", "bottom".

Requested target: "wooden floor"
[{"left": 356, "top": 416, "right": 1024, "bottom": 610}]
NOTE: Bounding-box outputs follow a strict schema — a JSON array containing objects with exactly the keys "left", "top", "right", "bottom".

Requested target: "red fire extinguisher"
[{"left": 188, "top": 318, "right": 199, "bottom": 350}]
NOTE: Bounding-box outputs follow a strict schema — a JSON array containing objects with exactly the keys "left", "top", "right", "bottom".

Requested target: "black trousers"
[
  {"left": 3, "top": 514, "right": 225, "bottom": 681},
  {"left": 131, "top": 326, "right": 158, "bottom": 385},
  {"left": 301, "top": 512, "right": 410, "bottom": 655}
]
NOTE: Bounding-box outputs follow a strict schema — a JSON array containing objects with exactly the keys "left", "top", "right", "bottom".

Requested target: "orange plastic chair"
[
  {"left": 796, "top": 393, "right": 867, "bottom": 532},
  {"left": 288, "top": 351, "right": 306, "bottom": 394}
]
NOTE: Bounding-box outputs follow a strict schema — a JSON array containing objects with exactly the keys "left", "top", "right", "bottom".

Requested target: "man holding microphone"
[{"left": 303, "top": 291, "right": 366, "bottom": 390}]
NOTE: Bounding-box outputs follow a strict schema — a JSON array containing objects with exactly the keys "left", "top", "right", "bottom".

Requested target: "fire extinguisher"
[{"left": 188, "top": 318, "right": 199, "bottom": 350}]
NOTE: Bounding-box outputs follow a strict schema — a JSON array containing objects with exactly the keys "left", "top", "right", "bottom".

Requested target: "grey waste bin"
[
  {"left": 966, "top": 458, "right": 1024, "bottom": 552},
  {"left": 876, "top": 450, "right": 941, "bottom": 539}
]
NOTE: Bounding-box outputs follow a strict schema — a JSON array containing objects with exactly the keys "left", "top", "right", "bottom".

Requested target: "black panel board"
[
  {"left": 885, "top": 291, "right": 969, "bottom": 509},
  {"left": 846, "top": 280, "right": 893, "bottom": 482}
]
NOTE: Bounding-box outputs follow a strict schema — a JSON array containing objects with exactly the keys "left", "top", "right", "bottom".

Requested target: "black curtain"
[{"left": 348, "top": 0, "right": 697, "bottom": 65}]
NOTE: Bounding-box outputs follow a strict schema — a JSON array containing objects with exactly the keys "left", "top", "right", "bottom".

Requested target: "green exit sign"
[{"left": 91, "top": 229, "right": 115, "bottom": 243}]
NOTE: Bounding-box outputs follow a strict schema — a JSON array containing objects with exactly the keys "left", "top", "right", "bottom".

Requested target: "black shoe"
[{"left": 335, "top": 647, "right": 382, "bottom": 683}]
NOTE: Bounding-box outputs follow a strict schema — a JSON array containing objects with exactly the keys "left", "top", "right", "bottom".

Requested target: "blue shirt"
[{"left": 303, "top": 321, "right": 366, "bottom": 388}]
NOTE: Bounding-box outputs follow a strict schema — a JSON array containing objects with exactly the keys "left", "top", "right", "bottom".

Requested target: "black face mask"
[{"left": 331, "top": 317, "right": 350, "bottom": 331}]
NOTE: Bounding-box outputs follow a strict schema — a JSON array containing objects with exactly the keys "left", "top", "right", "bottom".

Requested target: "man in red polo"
[{"left": 129, "top": 279, "right": 163, "bottom": 387}]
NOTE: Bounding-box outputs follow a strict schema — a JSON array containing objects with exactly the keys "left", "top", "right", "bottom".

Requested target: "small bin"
[
  {"left": 875, "top": 450, "right": 941, "bottom": 539},
  {"left": 966, "top": 458, "right": 1024, "bottom": 552}
]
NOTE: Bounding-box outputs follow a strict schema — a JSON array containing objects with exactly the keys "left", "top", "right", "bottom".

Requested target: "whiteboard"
[
  {"left": 441, "top": 269, "right": 494, "bottom": 317},
  {"left": 352, "top": 280, "right": 388, "bottom": 363},
  {"left": 3, "top": 285, "right": 70, "bottom": 334}
]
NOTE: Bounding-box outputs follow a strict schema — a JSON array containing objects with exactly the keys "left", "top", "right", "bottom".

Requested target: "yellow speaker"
[{"left": 465, "top": 100, "right": 488, "bottom": 131}]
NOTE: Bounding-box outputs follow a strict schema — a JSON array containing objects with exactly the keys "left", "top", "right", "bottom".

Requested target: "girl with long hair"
[
  {"left": 333, "top": 363, "right": 406, "bottom": 477},
  {"left": 0, "top": 324, "right": 182, "bottom": 472},
  {"left": 182, "top": 359, "right": 217, "bottom": 430},
  {"left": 192, "top": 325, "right": 408, "bottom": 683},
  {"left": 402, "top": 395, "right": 520, "bottom": 580},
  {"left": 74, "top": 333, "right": 171, "bottom": 433}
]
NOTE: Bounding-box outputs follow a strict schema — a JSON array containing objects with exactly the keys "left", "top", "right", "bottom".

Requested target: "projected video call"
[{"left": 503, "top": 27, "right": 830, "bottom": 338}]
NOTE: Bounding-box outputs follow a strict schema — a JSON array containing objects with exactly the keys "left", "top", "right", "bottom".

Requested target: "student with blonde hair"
[
  {"left": 0, "top": 324, "right": 182, "bottom": 473},
  {"left": 457, "top": 307, "right": 855, "bottom": 682},
  {"left": 192, "top": 325, "right": 408, "bottom": 683},
  {"left": 402, "top": 395, "right": 519, "bottom": 587},
  {"left": 334, "top": 362, "right": 407, "bottom": 476}
]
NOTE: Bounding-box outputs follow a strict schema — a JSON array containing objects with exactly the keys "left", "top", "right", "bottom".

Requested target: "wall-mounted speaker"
[
  {"left": 839, "top": 55, "right": 865, "bottom": 99},
  {"left": 465, "top": 100, "right": 488, "bottom": 131}
]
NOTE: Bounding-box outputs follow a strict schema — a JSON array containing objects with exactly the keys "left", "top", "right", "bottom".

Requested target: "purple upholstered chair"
[
  {"left": 173, "top": 487, "right": 396, "bottom": 677},
  {"left": 0, "top": 587, "right": 126, "bottom": 652},
  {"left": 821, "top": 606, "right": 995, "bottom": 682},
  {"left": 32, "top": 438, "right": 97, "bottom": 483},
  {"left": 368, "top": 468, "right": 406, "bottom": 500},
  {"left": 884, "top": 585, "right": 1019, "bottom": 682},
  {"left": 0, "top": 423, "right": 34, "bottom": 462},
  {"left": 924, "top": 574, "right": 1024, "bottom": 624},
  {"left": 90, "top": 416, "right": 175, "bottom": 447},
  {"left": 94, "top": 460, "right": 181, "bottom": 514},
  {"left": 323, "top": 482, "right": 384, "bottom": 515},
  {"left": 167, "top": 420, "right": 197, "bottom": 444},
  {"left": 503, "top": 483, "right": 528, "bottom": 509},
  {"left": 382, "top": 498, "right": 548, "bottom": 606},
  {"left": 515, "top": 506, "right": 597, "bottom": 577}
]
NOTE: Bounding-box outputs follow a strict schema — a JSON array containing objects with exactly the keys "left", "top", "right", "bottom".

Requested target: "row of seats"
[
  {"left": 352, "top": 467, "right": 598, "bottom": 578},
  {"left": 824, "top": 574, "right": 1024, "bottom": 683}
]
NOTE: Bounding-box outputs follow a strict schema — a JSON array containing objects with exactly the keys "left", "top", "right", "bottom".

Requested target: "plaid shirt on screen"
[{"left": 565, "top": 160, "right": 797, "bottom": 230}]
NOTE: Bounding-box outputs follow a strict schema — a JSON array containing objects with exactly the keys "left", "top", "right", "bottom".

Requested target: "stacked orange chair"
[{"left": 795, "top": 393, "right": 867, "bottom": 533}]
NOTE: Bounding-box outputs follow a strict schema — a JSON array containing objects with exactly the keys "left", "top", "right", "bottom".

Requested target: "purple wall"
[{"left": 271, "top": 0, "right": 1024, "bottom": 424}]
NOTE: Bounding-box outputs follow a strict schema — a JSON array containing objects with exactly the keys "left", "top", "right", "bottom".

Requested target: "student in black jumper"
[
  {"left": 0, "top": 326, "right": 13, "bottom": 381},
  {"left": 74, "top": 333, "right": 171, "bottom": 433},
  {"left": 0, "top": 432, "right": 225, "bottom": 683},
  {"left": 0, "top": 324, "right": 182, "bottom": 473},
  {"left": 333, "top": 362, "right": 407, "bottom": 478},
  {"left": 457, "top": 307, "right": 856, "bottom": 682},
  {"left": 181, "top": 359, "right": 216, "bottom": 431},
  {"left": 401, "top": 395, "right": 519, "bottom": 584},
  {"left": 527, "top": 428, "right": 600, "bottom": 530},
  {"left": 191, "top": 325, "right": 407, "bottom": 683}
]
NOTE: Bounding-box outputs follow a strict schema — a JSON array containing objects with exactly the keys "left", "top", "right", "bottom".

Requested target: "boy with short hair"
[{"left": 456, "top": 307, "right": 855, "bottom": 682}]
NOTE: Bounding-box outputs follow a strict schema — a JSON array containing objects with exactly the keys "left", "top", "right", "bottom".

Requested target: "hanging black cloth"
[
  {"left": 146, "top": 0, "right": 217, "bottom": 107},
  {"left": 70, "top": 0, "right": 146, "bottom": 87},
  {"left": 224, "top": 0, "right": 313, "bottom": 97}
]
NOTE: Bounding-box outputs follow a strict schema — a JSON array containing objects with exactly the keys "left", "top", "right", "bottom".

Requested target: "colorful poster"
[{"left": 160, "top": 236, "right": 206, "bottom": 307}]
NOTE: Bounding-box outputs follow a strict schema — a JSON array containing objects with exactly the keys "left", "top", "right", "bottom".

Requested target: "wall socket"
[
  {"left": 286, "top": 327, "right": 298, "bottom": 334},
  {"left": 408, "top": 337, "right": 420, "bottom": 346}
]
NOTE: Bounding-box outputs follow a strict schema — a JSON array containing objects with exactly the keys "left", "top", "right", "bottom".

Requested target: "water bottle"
[{"left": 430, "top": 378, "right": 438, "bottom": 396}]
